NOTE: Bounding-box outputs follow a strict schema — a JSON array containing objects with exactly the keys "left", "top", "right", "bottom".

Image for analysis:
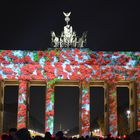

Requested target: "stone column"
[
  {"left": 108, "top": 83, "right": 118, "bottom": 137},
  {"left": 79, "top": 81, "right": 90, "bottom": 136},
  {"left": 136, "top": 82, "right": 140, "bottom": 129},
  {"left": 17, "top": 81, "right": 28, "bottom": 129},
  {"left": 0, "top": 81, "right": 4, "bottom": 135},
  {"left": 104, "top": 83, "right": 109, "bottom": 136},
  {"left": 45, "top": 81, "right": 55, "bottom": 134},
  {"left": 129, "top": 82, "right": 137, "bottom": 133}
]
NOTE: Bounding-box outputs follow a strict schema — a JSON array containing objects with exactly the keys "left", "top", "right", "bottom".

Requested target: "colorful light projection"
[
  {"left": 45, "top": 80, "right": 56, "bottom": 134},
  {"left": 80, "top": 81, "right": 90, "bottom": 136},
  {"left": 136, "top": 83, "right": 140, "bottom": 128},
  {"left": 0, "top": 48, "right": 140, "bottom": 136},
  {"left": 17, "top": 81, "right": 28, "bottom": 129},
  {"left": 108, "top": 83, "right": 117, "bottom": 136}
]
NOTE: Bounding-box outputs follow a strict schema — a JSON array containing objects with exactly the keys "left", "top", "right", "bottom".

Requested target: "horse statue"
[
  {"left": 51, "top": 31, "right": 59, "bottom": 47},
  {"left": 72, "top": 31, "right": 77, "bottom": 47},
  {"left": 78, "top": 31, "right": 87, "bottom": 47}
]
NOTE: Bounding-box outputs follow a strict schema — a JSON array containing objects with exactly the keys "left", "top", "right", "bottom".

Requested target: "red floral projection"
[
  {"left": 108, "top": 83, "right": 118, "bottom": 136},
  {"left": 17, "top": 81, "right": 28, "bottom": 129},
  {"left": 136, "top": 83, "right": 140, "bottom": 128},
  {"left": 45, "top": 81, "right": 55, "bottom": 134},
  {"left": 80, "top": 81, "right": 90, "bottom": 136}
]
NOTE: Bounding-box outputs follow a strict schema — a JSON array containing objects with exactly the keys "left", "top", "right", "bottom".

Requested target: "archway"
[
  {"left": 54, "top": 86, "right": 79, "bottom": 136},
  {"left": 3, "top": 86, "right": 18, "bottom": 132}
]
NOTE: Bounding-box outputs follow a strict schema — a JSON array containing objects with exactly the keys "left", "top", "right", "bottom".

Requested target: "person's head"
[
  {"left": 55, "top": 131, "right": 63, "bottom": 140},
  {"left": 45, "top": 132, "right": 51, "bottom": 140},
  {"left": 16, "top": 128, "right": 31, "bottom": 140},
  {"left": 1, "top": 134, "right": 9, "bottom": 140},
  {"left": 9, "top": 128, "right": 17, "bottom": 137},
  {"left": 85, "top": 135, "right": 89, "bottom": 139}
]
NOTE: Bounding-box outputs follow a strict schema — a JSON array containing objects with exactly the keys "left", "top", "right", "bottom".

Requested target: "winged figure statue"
[
  {"left": 63, "top": 12, "right": 71, "bottom": 17},
  {"left": 63, "top": 12, "right": 71, "bottom": 25}
]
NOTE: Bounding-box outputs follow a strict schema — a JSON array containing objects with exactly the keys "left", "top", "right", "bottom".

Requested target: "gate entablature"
[{"left": 0, "top": 49, "right": 139, "bottom": 82}]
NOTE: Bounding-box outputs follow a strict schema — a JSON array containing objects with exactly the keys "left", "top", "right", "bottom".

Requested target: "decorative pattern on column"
[
  {"left": 17, "top": 81, "right": 28, "bottom": 129},
  {"left": 45, "top": 80, "right": 55, "bottom": 134},
  {"left": 136, "top": 82, "right": 140, "bottom": 129},
  {"left": 0, "top": 81, "right": 4, "bottom": 134},
  {"left": 104, "top": 83, "right": 109, "bottom": 136},
  {"left": 80, "top": 80, "right": 90, "bottom": 136},
  {"left": 108, "top": 83, "right": 118, "bottom": 137}
]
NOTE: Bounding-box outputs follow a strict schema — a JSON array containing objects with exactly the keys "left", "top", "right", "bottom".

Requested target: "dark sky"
[{"left": 0, "top": 0, "right": 139, "bottom": 51}]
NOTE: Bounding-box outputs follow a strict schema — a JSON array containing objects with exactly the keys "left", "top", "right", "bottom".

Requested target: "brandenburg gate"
[{"left": 0, "top": 12, "right": 140, "bottom": 136}]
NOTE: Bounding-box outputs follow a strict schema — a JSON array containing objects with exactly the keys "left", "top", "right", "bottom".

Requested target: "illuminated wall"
[{"left": 0, "top": 48, "right": 140, "bottom": 136}]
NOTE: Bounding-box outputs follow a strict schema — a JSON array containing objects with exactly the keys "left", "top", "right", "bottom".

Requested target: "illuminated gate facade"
[{"left": 0, "top": 49, "right": 140, "bottom": 136}]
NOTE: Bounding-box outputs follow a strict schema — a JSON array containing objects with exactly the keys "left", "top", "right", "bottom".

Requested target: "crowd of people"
[{"left": 0, "top": 128, "right": 140, "bottom": 140}]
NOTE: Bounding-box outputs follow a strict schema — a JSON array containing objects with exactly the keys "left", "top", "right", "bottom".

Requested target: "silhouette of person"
[{"left": 44, "top": 132, "right": 52, "bottom": 140}]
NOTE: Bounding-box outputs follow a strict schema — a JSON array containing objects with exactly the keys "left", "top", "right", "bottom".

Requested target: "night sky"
[
  {"left": 0, "top": 1, "right": 139, "bottom": 51},
  {"left": 1, "top": 0, "right": 139, "bottom": 133}
]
